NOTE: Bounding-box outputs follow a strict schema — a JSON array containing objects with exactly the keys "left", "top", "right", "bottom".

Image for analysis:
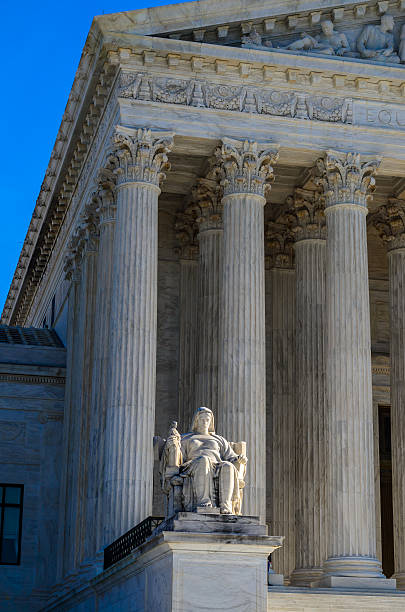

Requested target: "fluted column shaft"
[
  {"left": 105, "top": 181, "right": 159, "bottom": 541},
  {"left": 319, "top": 151, "right": 383, "bottom": 582},
  {"left": 268, "top": 265, "right": 296, "bottom": 579},
  {"left": 219, "top": 192, "right": 265, "bottom": 518},
  {"left": 76, "top": 240, "right": 98, "bottom": 565},
  {"left": 217, "top": 139, "right": 278, "bottom": 521},
  {"left": 196, "top": 227, "right": 222, "bottom": 414},
  {"left": 178, "top": 257, "right": 199, "bottom": 431},
  {"left": 88, "top": 201, "right": 116, "bottom": 554},
  {"left": 104, "top": 127, "right": 173, "bottom": 543},
  {"left": 292, "top": 238, "right": 326, "bottom": 585},
  {"left": 56, "top": 271, "right": 80, "bottom": 580},
  {"left": 388, "top": 248, "right": 405, "bottom": 588}
]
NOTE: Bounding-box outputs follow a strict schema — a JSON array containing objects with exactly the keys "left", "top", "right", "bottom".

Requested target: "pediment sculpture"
[
  {"left": 159, "top": 407, "right": 248, "bottom": 517},
  {"left": 242, "top": 16, "right": 405, "bottom": 65}
]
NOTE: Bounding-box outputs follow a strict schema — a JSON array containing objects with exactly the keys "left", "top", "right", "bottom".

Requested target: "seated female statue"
[{"left": 161, "top": 407, "right": 247, "bottom": 515}]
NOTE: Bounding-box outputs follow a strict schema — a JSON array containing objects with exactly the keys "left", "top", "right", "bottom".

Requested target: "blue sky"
[{"left": 0, "top": 0, "right": 179, "bottom": 317}]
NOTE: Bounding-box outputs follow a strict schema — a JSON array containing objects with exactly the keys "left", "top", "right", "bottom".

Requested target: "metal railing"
[{"left": 104, "top": 516, "right": 164, "bottom": 570}]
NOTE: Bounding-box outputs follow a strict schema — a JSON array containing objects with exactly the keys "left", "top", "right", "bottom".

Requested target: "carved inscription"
[
  {"left": 353, "top": 101, "right": 405, "bottom": 129},
  {"left": 119, "top": 73, "right": 353, "bottom": 126}
]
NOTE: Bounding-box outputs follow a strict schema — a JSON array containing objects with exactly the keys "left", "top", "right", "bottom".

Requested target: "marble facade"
[{"left": 3, "top": 0, "right": 405, "bottom": 610}]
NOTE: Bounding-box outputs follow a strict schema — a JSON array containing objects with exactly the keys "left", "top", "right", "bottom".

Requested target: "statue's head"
[
  {"left": 381, "top": 14, "right": 394, "bottom": 32},
  {"left": 191, "top": 406, "right": 215, "bottom": 433},
  {"left": 321, "top": 20, "right": 334, "bottom": 36}
]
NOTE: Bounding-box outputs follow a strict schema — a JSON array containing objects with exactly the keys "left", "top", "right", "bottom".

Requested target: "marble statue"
[
  {"left": 399, "top": 24, "right": 405, "bottom": 63},
  {"left": 160, "top": 407, "right": 248, "bottom": 515},
  {"left": 314, "top": 20, "right": 354, "bottom": 57},
  {"left": 356, "top": 14, "right": 400, "bottom": 63},
  {"left": 241, "top": 26, "right": 273, "bottom": 49},
  {"left": 283, "top": 21, "right": 355, "bottom": 57}
]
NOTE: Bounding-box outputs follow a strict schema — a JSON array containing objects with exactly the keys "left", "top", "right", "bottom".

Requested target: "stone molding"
[
  {"left": 315, "top": 150, "right": 381, "bottom": 207},
  {"left": 112, "top": 126, "right": 174, "bottom": 187},
  {"left": 119, "top": 72, "right": 354, "bottom": 125},
  {"left": 216, "top": 138, "right": 279, "bottom": 198},
  {"left": 371, "top": 198, "right": 405, "bottom": 250}
]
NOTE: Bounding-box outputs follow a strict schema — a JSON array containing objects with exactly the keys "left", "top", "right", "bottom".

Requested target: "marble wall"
[{"left": 0, "top": 344, "right": 65, "bottom": 611}]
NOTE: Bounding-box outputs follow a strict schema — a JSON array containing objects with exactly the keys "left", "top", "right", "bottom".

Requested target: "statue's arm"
[
  {"left": 357, "top": 26, "right": 375, "bottom": 57},
  {"left": 381, "top": 33, "right": 395, "bottom": 55}
]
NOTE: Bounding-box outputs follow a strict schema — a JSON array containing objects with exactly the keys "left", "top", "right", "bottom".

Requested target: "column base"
[
  {"left": 317, "top": 576, "right": 397, "bottom": 590},
  {"left": 393, "top": 572, "right": 405, "bottom": 590},
  {"left": 290, "top": 567, "right": 323, "bottom": 586},
  {"left": 315, "top": 556, "right": 396, "bottom": 590}
]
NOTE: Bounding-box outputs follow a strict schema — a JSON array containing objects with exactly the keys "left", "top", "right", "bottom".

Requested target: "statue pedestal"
[{"left": 132, "top": 513, "right": 283, "bottom": 612}]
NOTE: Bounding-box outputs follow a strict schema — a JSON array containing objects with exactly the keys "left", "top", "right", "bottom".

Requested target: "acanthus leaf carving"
[
  {"left": 283, "top": 188, "right": 326, "bottom": 241},
  {"left": 265, "top": 218, "right": 295, "bottom": 269},
  {"left": 371, "top": 198, "right": 405, "bottom": 251},
  {"left": 217, "top": 138, "right": 279, "bottom": 198},
  {"left": 174, "top": 208, "right": 199, "bottom": 260},
  {"left": 314, "top": 151, "right": 381, "bottom": 208},
  {"left": 113, "top": 126, "right": 174, "bottom": 186},
  {"left": 191, "top": 177, "right": 223, "bottom": 233}
]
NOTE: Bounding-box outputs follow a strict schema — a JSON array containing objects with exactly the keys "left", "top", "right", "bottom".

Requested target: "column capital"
[
  {"left": 286, "top": 188, "right": 326, "bottom": 242},
  {"left": 95, "top": 157, "right": 117, "bottom": 224},
  {"left": 112, "top": 126, "right": 174, "bottom": 187},
  {"left": 372, "top": 198, "right": 405, "bottom": 252},
  {"left": 81, "top": 199, "right": 100, "bottom": 254},
  {"left": 216, "top": 138, "right": 279, "bottom": 199},
  {"left": 174, "top": 208, "right": 199, "bottom": 261},
  {"left": 265, "top": 218, "right": 295, "bottom": 270},
  {"left": 315, "top": 151, "right": 381, "bottom": 209},
  {"left": 192, "top": 178, "right": 223, "bottom": 234}
]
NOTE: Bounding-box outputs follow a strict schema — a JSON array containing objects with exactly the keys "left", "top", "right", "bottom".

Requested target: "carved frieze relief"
[{"left": 119, "top": 73, "right": 353, "bottom": 126}]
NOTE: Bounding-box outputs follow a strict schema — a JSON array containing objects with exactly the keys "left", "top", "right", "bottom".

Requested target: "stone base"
[
  {"left": 43, "top": 515, "right": 283, "bottom": 611},
  {"left": 268, "top": 587, "right": 405, "bottom": 611},
  {"left": 314, "top": 555, "right": 396, "bottom": 590},
  {"left": 393, "top": 572, "right": 405, "bottom": 590},
  {"left": 290, "top": 567, "right": 323, "bottom": 586},
  {"left": 268, "top": 571, "right": 285, "bottom": 586},
  {"left": 157, "top": 511, "right": 268, "bottom": 536},
  {"left": 316, "top": 575, "right": 397, "bottom": 590}
]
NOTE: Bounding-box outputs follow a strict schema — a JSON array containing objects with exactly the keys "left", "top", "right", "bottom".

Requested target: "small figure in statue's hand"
[{"left": 165, "top": 420, "right": 182, "bottom": 467}]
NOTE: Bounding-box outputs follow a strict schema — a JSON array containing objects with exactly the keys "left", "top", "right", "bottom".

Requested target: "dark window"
[{"left": 0, "top": 485, "right": 24, "bottom": 565}]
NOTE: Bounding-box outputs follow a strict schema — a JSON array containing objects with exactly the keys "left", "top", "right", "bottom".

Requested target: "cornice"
[
  {"left": 104, "top": 30, "right": 405, "bottom": 102},
  {"left": 94, "top": 1, "right": 405, "bottom": 38}
]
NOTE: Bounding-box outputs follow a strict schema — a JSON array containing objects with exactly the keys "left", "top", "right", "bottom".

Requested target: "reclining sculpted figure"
[{"left": 160, "top": 407, "right": 247, "bottom": 515}]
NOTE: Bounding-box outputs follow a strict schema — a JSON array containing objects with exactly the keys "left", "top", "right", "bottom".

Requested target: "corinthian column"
[
  {"left": 86, "top": 163, "right": 117, "bottom": 555},
  {"left": 104, "top": 127, "right": 173, "bottom": 543},
  {"left": 317, "top": 151, "right": 388, "bottom": 586},
  {"left": 216, "top": 139, "right": 279, "bottom": 521},
  {"left": 265, "top": 220, "right": 295, "bottom": 579},
  {"left": 286, "top": 189, "right": 327, "bottom": 586},
  {"left": 174, "top": 209, "right": 199, "bottom": 431},
  {"left": 193, "top": 178, "right": 223, "bottom": 415},
  {"left": 373, "top": 199, "right": 405, "bottom": 589}
]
